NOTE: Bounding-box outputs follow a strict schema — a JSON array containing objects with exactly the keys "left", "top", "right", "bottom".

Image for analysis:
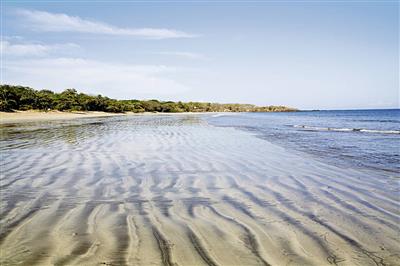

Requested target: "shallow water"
[
  {"left": 1, "top": 115, "right": 399, "bottom": 265},
  {"left": 207, "top": 109, "right": 400, "bottom": 173}
]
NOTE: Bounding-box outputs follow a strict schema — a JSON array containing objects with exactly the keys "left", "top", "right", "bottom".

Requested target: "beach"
[
  {"left": 0, "top": 111, "right": 222, "bottom": 124},
  {"left": 0, "top": 111, "right": 126, "bottom": 124},
  {"left": 0, "top": 114, "right": 399, "bottom": 265}
]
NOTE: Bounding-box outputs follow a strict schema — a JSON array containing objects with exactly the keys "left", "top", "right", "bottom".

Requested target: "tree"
[{"left": 0, "top": 84, "right": 297, "bottom": 113}]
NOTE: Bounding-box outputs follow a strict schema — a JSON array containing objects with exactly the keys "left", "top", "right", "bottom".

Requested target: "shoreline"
[
  {"left": 0, "top": 110, "right": 124, "bottom": 124},
  {"left": 0, "top": 110, "right": 228, "bottom": 124}
]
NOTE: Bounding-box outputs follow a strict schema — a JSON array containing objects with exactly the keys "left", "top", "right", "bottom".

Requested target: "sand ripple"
[{"left": 0, "top": 115, "right": 399, "bottom": 265}]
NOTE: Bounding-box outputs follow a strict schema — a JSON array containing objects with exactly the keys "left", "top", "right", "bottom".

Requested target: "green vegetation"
[{"left": 0, "top": 85, "right": 297, "bottom": 113}]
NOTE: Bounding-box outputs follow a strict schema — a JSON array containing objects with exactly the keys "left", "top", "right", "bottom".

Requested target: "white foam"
[{"left": 293, "top": 125, "right": 400, "bottom": 134}]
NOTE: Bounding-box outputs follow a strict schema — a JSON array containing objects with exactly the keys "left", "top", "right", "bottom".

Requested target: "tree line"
[{"left": 0, "top": 85, "right": 297, "bottom": 113}]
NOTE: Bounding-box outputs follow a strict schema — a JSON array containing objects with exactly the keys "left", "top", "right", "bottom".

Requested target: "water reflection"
[{"left": 0, "top": 115, "right": 204, "bottom": 151}]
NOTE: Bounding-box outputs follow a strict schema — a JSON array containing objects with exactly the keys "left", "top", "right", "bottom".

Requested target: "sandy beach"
[
  {"left": 0, "top": 114, "right": 399, "bottom": 265},
  {"left": 0, "top": 111, "right": 125, "bottom": 124},
  {"left": 0, "top": 111, "right": 223, "bottom": 124}
]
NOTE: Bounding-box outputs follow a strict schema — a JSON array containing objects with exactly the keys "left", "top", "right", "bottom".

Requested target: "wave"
[
  {"left": 211, "top": 114, "right": 227, "bottom": 118},
  {"left": 210, "top": 113, "right": 238, "bottom": 118},
  {"left": 293, "top": 125, "right": 400, "bottom": 134}
]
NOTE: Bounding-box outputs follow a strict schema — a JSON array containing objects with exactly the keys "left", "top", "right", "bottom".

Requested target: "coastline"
[
  {"left": 0, "top": 110, "right": 124, "bottom": 124},
  {"left": 0, "top": 110, "right": 227, "bottom": 124}
]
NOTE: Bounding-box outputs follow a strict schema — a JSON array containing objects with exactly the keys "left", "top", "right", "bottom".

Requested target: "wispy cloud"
[
  {"left": 3, "top": 57, "right": 189, "bottom": 97},
  {"left": 17, "top": 9, "right": 198, "bottom": 39},
  {"left": 1, "top": 40, "right": 80, "bottom": 57},
  {"left": 153, "top": 51, "right": 208, "bottom": 60}
]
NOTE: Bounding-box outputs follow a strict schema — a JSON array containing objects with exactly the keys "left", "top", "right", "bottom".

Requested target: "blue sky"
[{"left": 1, "top": 1, "right": 398, "bottom": 109}]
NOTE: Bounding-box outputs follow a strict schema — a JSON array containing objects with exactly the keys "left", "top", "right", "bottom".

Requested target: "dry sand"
[
  {"left": 0, "top": 110, "right": 124, "bottom": 124},
  {"left": 0, "top": 115, "right": 399, "bottom": 265},
  {"left": 0, "top": 111, "right": 222, "bottom": 124}
]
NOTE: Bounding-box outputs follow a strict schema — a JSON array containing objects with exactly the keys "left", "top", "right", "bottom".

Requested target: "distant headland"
[{"left": 0, "top": 85, "right": 297, "bottom": 113}]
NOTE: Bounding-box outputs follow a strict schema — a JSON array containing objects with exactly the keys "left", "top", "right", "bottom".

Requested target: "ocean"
[{"left": 207, "top": 109, "right": 400, "bottom": 174}]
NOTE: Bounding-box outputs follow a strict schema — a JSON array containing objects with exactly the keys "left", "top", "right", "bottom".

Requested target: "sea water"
[{"left": 207, "top": 109, "right": 400, "bottom": 174}]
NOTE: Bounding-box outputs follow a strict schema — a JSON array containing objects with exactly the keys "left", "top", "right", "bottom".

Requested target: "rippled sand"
[{"left": 0, "top": 115, "right": 399, "bottom": 265}]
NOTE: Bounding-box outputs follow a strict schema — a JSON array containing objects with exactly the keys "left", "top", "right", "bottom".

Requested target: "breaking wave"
[{"left": 293, "top": 125, "right": 400, "bottom": 134}]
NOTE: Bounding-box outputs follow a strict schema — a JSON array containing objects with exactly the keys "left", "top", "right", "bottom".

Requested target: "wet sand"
[{"left": 0, "top": 115, "right": 399, "bottom": 265}]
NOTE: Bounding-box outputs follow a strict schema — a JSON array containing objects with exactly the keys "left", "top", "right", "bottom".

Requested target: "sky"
[{"left": 1, "top": 0, "right": 398, "bottom": 110}]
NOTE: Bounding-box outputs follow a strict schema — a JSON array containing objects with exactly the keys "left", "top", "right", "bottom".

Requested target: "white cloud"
[
  {"left": 1, "top": 40, "right": 80, "bottom": 56},
  {"left": 17, "top": 9, "right": 197, "bottom": 39},
  {"left": 153, "top": 51, "right": 208, "bottom": 60},
  {"left": 3, "top": 57, "right": 189, "bottom": 98}
]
